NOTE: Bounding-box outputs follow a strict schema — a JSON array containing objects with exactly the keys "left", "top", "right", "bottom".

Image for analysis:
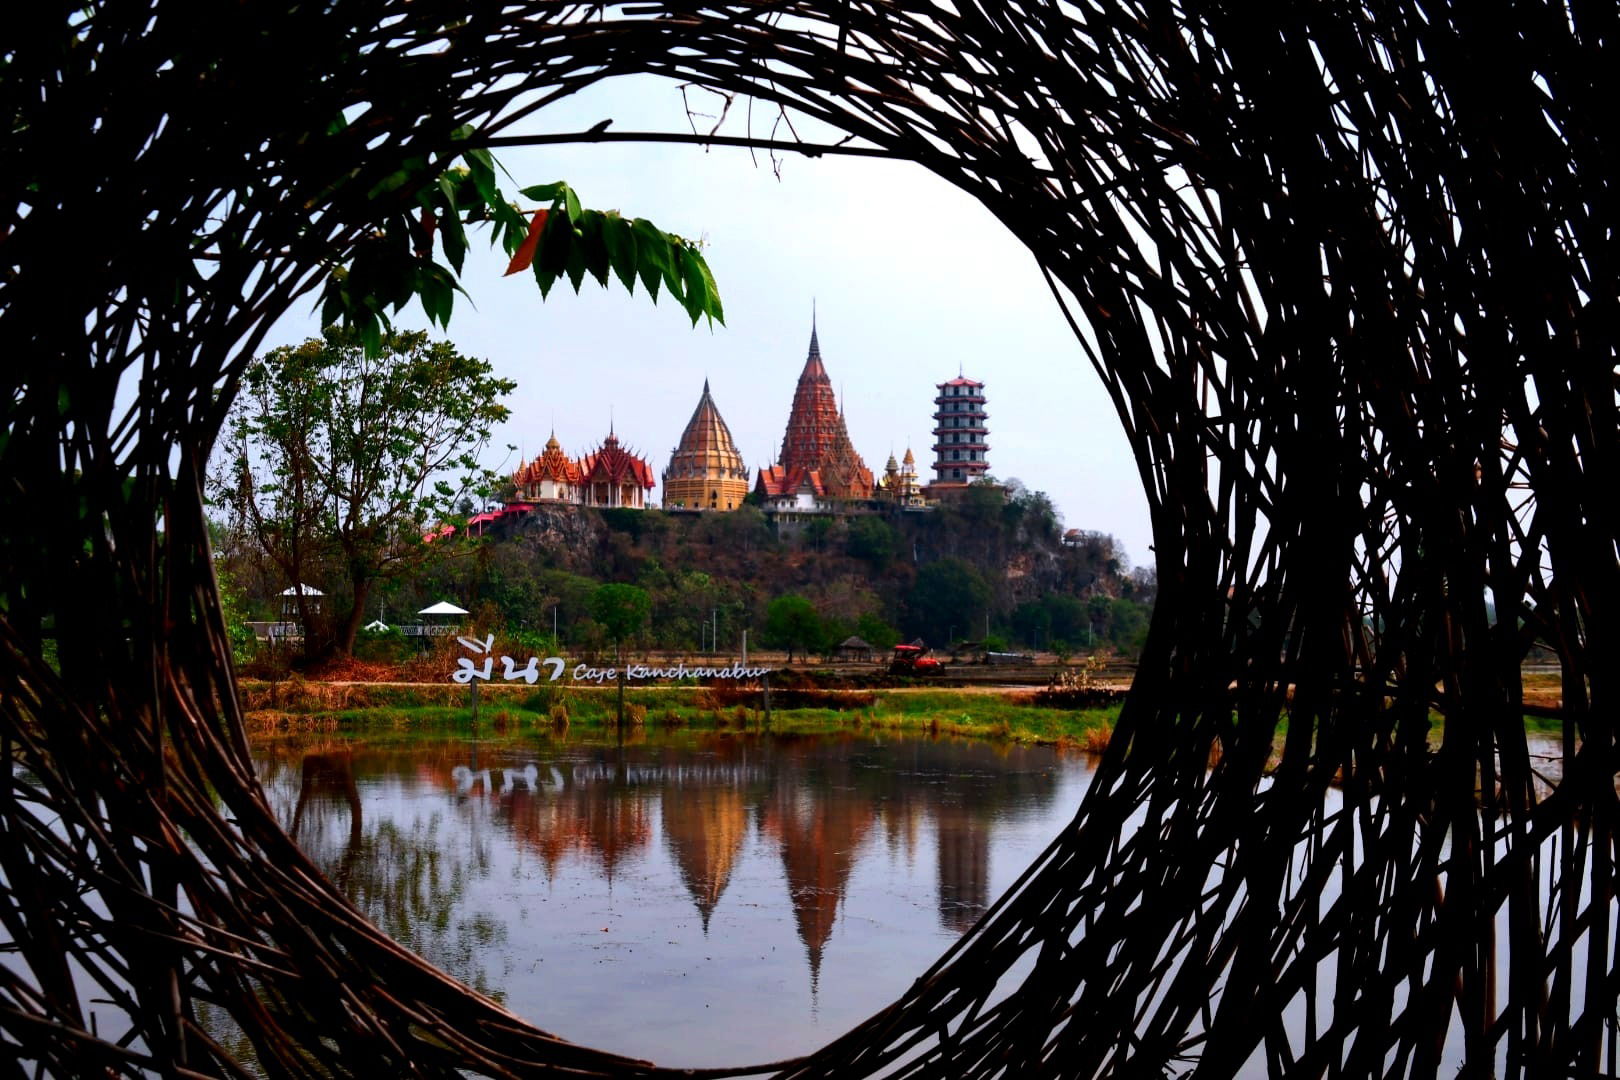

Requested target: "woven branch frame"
[{"left": 2, "top": 1, "right": 1615, "bottom": 1076}]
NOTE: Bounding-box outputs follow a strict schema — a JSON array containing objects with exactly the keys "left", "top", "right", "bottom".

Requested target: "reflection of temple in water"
[
  {"left": 661, "top": 785, "right": 748, "bottom": 931},
  {"left": 660, "top": 739, "right": 767, "bottom": 929},
  {"left": 497, "top": 766, "right": 652, "bottom": 880},
  {"left": 264, "top": 735, "right": 1067, "bottom": 1002},
  {"left": 770, "top": 801, "right": 872, "bottom": 988},
  {"left": 932, "top": 804, "right": 990, "bottom": 932},
  {"left": 760, "top": 755, "right": 877, "bottom": 990}
]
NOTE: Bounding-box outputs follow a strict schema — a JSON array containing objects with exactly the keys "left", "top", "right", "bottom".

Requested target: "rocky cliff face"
[{"left": 497, "top": 505, "right": 605, "bottom": 571}]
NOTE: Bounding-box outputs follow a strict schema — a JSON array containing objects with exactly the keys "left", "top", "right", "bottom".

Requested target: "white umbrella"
[{"left": 417, "top": 600, "right": 469, "bottom": 616}]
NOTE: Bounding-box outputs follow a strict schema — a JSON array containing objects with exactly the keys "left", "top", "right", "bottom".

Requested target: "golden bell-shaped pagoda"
[{"left": 663, "top": 379, "right": 750, "bottom": 510}]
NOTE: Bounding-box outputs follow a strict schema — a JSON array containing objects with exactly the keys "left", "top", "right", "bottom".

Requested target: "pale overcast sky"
[{"left": 266, "top": 76, "right": 1154, "bottom": 567}]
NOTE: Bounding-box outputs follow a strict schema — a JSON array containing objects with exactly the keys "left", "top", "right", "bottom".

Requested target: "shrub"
[
  {"left": 504, "top": 627, "right": 560, "bottom": 659},
  {"left": 354, "top": 626, "right": 414, "bottom": 664}
]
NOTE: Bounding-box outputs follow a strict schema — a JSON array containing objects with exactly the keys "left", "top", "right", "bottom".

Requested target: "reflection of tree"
[
  {"left": 345, "top": 815, "right": 501, "bottom": 999},
  {"left": 263, "top": 744, "right": 504, "bottom": 998},
  {"left": 289, "top": 751, "right": 362, "bottom": 888}
]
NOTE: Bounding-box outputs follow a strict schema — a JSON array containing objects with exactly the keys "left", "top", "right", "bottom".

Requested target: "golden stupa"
[{"left": 663, "top": 379, "right": 750, "bottom": 510}]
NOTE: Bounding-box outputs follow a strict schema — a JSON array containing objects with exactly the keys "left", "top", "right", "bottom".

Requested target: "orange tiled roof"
[
  {"left": 513, "top": 433, "right": 581, "bottom": 486},
  {"left": 579, "top": 432, "right": 655, "bottom": 490},
  {"left": 755, "top": 464, "right": 827, "bottom": 498}
]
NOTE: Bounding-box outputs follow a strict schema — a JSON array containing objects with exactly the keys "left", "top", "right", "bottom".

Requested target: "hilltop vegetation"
[{"left": 217, "top": 479, "right": 1151, "bottom": 664}]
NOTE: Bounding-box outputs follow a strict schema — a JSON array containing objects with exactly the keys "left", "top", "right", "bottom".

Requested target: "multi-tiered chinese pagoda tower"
[
  {"left": 755, "top": 321, "right": 874, "bottom": 501},
  {"left": 930, "top": 374, "right": 989, "bottom": 486},
  {"left": 662, "top": 379, "right": 750, "bottom": 510}
]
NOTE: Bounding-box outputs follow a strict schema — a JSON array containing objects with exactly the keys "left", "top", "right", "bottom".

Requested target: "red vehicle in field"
[{"left": 889, "top": 643, "right": 944, "bottom": 675}]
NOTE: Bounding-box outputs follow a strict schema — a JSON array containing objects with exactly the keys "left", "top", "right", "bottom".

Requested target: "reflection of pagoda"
[
  {"left": 763, "top": 787, "right": 874, "bottom": 989},
  {"left": 662, "top": 380, "right": 750, "bottom": 511},
  {"left": 933, "top": 804, "right": 991, "bottom": 933},
  {"left": 489, "top": 771, "right": 653, "bottom": 880},
  {"left": 755, "top": 320, "right": 874, "bottom": 503},
  {"left": 661, "top": 785, "right": 749, "bottom": 930}
]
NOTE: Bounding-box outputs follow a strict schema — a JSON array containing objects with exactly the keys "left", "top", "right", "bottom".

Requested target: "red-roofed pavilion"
[{"left": 579, "top": 430, "right": 656, "bottom": 509}]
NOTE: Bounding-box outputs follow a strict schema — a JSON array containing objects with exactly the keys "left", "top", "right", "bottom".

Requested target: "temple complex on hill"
[
  {"left": 509, "top": 428, "right": 655, "bottom": 510},
  {"left": 879, "top": 447, "right": 926, "bottom": 507},
  {"left": 755, "top": 322, "right": 875, "bottom": 509},
  {"left": 497, "top": 332, "right": 997, "bottom": 529},
  {"left": 662, "top": 380, "right": 750, "bottom": 511}
]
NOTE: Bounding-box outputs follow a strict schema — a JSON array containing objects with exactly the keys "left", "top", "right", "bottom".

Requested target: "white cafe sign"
[{"left": 450, "top": 635, "right": 770, "bottom": 685}]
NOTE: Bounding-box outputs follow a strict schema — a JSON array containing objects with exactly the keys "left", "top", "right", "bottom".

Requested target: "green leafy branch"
[{"left": 320, "top": 127, "right": 723, "bottom": 354}]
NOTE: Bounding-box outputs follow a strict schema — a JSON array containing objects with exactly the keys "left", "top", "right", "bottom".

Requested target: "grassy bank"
[
  {"left": 239, "top": 675, "right": 1570, "bottom": 750},
  {"left": 241, "top": 680, "right": 1122, "bottom": 751}
]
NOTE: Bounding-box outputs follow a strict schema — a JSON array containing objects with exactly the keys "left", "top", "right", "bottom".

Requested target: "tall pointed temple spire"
[
  {"left": 755, "top": 314, "right": 875, "bottom": 502},
  {"left": 758, "top": 319, "right": 872, "bottom": 499}
]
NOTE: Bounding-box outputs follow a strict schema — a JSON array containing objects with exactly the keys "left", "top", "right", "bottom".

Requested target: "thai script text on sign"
[{"left": 451, "top": 635, "right": 769, "bottom": 684}]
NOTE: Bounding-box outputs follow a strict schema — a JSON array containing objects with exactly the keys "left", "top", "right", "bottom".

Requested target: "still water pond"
[{"left": 255, "top": 731, "right": 1094, "bottom": 1067}]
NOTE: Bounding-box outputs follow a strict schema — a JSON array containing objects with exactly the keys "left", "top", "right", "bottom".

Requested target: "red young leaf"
[
  {"left": 416, "top": 208, "right": 437, "bottom": 257},
  {"left": 503, "top": 209, "right": 549, "bottom": 276}
]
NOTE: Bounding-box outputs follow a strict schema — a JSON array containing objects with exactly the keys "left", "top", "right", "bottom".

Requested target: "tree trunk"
[{"left": 338, "top": 575, "right": 371, "bottom": 657}]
